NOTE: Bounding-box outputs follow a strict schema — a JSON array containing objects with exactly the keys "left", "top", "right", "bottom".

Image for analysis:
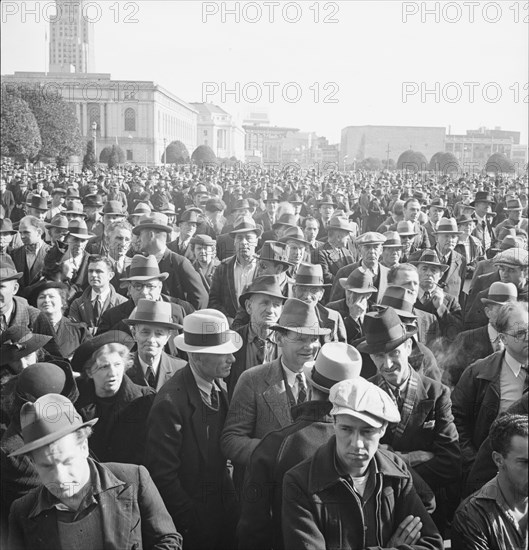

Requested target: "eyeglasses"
[
  {"left": 504, "top": 328, "right": 529, "bottom": 341},
  {"left": 130, "top": 282, "right": 160, "bottom": 291}
]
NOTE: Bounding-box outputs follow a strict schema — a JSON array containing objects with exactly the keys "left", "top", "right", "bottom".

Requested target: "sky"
[{"left": 1, "top": 0, "right": 527, "bottom": 145}]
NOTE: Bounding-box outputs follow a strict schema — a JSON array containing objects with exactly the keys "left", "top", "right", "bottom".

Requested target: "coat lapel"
[
  {"left": 227, "top": 257, "right": 238, "bottom": 314},
  {"left": 262, "top": 360, "right": 292, "bottom": 427},
  {"left": 185, "top": 366, "right": 209, "bottom": 462}
]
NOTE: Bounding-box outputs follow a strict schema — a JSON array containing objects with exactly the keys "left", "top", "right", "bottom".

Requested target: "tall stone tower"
[{"left": 49, "top": 0, "right": 95, "bottom": 73}]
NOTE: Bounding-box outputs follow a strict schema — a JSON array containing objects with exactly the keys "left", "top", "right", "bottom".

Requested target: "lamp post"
[
  {"left": 343, "top": 155, "right": 348, "bottom": 172},
  {"left": 163, "top": 137, "right": 167, "bottom": 167},
  {"left": 91, "top": 121, "right": 97, "bottom": 165}
]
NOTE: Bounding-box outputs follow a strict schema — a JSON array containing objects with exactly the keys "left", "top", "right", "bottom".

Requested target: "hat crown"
[
  {"left": 232, "top": 216, "right": 259, "bottom": 232},
  {"left": 362, "top": 308, "right": 411, "bottom": 350},
  {"left": 379, "top": 285, "right": 415, "bottom": 313},
  {"left": 357, "top": 231, "right": 386, "bottom": 245},
  {"left": 130, "top": 299, "right": 173, "bottom": 325},
  {"left": 68, "top": 219, "right": 89, "bottom": 233},
  {"left": 295, "top": 263, "right": 325, "bottom": 285},
  {"left": 382, "top": 231, "right": 402, "bottom": 246},
  {"left": 190, "top": 234, "right": 215, "bottom": 247},
  {"left": 259, "top": 241, "right": 289, "bottom": 263},
  {"left": 103, "top": 200, "right": 125, "bottom": 214},
  {"left": 436, "top": 217, "right": 460, "bottom": 233},
  {"left": 343, "top": 267, "right": 376, "bottom": 291},
  {"left": 275, "top": 298, "right": 321, "bottom": 332},
  {"left": 128, "top": 254, "right": 164, "bottom": 279},
  {"left": 396, "top": 221, "right": 416, "bottom": 234},
  {"left": 417, "top": 249, "right": 443, "bottom": 264},
  {"left": 309, "top": 343, "right": 362, "bottom": 391},
  {"left": 242, "top": 275, "right": 284, "bottom": 298},
  {"left": 486, "top": 282, "right": 518, "bottom": 302},
  {"left": 280, "top": 226, "right": 306, "bottom": 241},
  {"left": 276, "top": 213, "right": 297, "bottom": 226},
  {"left": 17, "top": 364, "right": 67, "bottom": 398},
  {"left": 181, "top": 311, "right": 235, "bottom": 349},
  {"left": 494, "top": 248, "right": 529, "bottom": 267}
]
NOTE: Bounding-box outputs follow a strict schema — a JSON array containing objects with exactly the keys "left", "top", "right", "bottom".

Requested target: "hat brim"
[
  {"left": 0, "top": 333, "right": 53, "bottom": 366},
  {"left": 434, "top": 230, "right": 463, "bottom": 235},
  {"left": 303, "top": 362, "right": 331, "bottom": 394},
  {"left": 469, "top": 199, "right": 494, "bottom": 206},
  {"left": 372, "top": 304, "right": 417, "bottom": 319},
  {"left": 410, "top": 260, "right": 449, "bottom": 273},
  {"left": 174, "top": 331, "right": 242, "bottom": 354},
  {"left": 480, "top": 297, "right": 516, "bottom": 306},
  {"left": 125, "top": 319, "right": 182, "bottom": 331},
  {"left": 239, "top": 289, "right": 287, "bottom": 308},
  {"left": 68, "top": 232, "right": 94, "bottom": 240},
  {"left": 44, "top": 223, "right": 68, "bottom": 230},
  {"left": 397, "top": 232, "right": 418, "bottom": 237},
  {"left": 339, "top": 279, "right": 377, "bottom": 293},
  {"left": 63, "top": 211, "right": 87, "bottom": 218},
  {"left": 270, "top": 324, "right": 331, "bottom": 336},
  {"left": 25, "top": 204, "right": 48, "bottom": 211},
  {"left": 356, "top": 326, "right": 417, "bottom": 354},
  {"left": 9, "top": 418, "right": 98, "bottom": 457},
  {"left": 0, "top": 272, "right": 23, "bottom": 281},
  {"left": 121, "top": 272, "right": 169, "bottom": 282},
  {"left": 329, "top": 407, "right": 384, "bottom": 428},
  {"left": 294, "top": 281, "right": 332, "bottom": 288},
  {"left": 230, "top": 227, "right": 263, "bottom": 238},
  {"left": 0, "top": 229, "right": 17, "bottom": 235},
  {"left": 279, "top": 235, "right": 310, "bottom": 246},
  {"left": 132, "top": 223, "right": 173, "bottom": 235}
]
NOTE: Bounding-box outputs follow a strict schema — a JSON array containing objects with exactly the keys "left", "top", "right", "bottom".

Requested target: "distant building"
[
  {"left": 242, "top": 118, "right": 299, "bottom": 165},
  {"left": 49, "top": 0, "right": 95, "bottom": 73},
  {"left": 312, "top": 137, "right": 340, "bottom": 169},
  {"left": 341, "top": 125, "right": 446, "bottom": 167},
  {"left": 2, "top": 71, "right": 197, "bottom": 165},
  {"left": 190, "top": 102, "right": 245, "bottom": 160}
]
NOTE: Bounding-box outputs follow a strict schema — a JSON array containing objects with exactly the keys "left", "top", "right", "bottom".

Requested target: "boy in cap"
[{"left": 282, "top": 377, "right": 443, "bottom": 549}]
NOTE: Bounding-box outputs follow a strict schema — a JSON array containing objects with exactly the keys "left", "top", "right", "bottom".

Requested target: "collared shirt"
[
  {"left": 91, "top": 287, "right": 110, "bottom": 308},
  {"left": 190, "top": 364, "right": 220, "bottom": 406},
  {"left": 281, "top": 359, "right": 306, "bottom": 402},
  {"left": 500, "top": 351, "right": 525, "bottom": 412},
  {"left": 1, "top": 301, "right": 15, "bottom": 326},
  {"left": 361, "top": 260, "right": 379, "bottom": 278},
  {"left": 245, "top": 323, "right": 277, "bottom": 368},
  {"left": 25, "top": 240, "right": 43, "bottom": 271},
  {"left": 487, "top": 323, "right": 503, "bottom": 352},
  {"left": 233, "top": 258, "right": 257, "bottom": 299},
  {"left": 138, "top": 353, "right": 162, "bottom": 378}
]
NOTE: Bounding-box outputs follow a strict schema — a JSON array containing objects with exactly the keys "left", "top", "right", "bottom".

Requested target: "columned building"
[{"left": 2, "top": 72, "right": 197, "bottom": 165}]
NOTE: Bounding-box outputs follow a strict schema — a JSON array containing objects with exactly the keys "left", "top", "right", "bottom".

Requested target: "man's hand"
[
  {"left": 430, "top": 286, "right": 446, "bottom": 315},
  {"left": 387, "top": 515, "right": 422, "bottom": 547},
  {"left": 408, "top": 450, "right": 434, "bottom": 467}
]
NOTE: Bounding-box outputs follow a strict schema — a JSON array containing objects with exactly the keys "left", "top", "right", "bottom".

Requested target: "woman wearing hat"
[
  {"left": 31, "top": 281, "right": 91, "bottom": 361},
  {"left": 455, "top": 214, "right": 484, "bottom": 280},
  {"left": 189, "top": 234, "right": 219, "bottom": 293},
  {"left": 75, "top": 334, "right": 155, "bottom": 465}
]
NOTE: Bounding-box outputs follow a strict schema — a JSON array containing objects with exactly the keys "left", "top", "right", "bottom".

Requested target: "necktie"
[
  {"left": 25, "top": 243, "right": 38, "bottom": 253},
  {"left": 0, "top": 314, "right": 7, "bottom": 333},
  {"left": 521, "top": 366, "right": 528, "bottom": 394},
  {"left": 393, "top": 387, "right": 404, "bottom": 410},
  {"left": 146, "top": 367, "right": 156, "bottom": 389},
  {"left": 93, "top": 295, "right": 101, "bottom": 325},
  {"left": 255, "top": 337, "right": 265, "bottom": 364},
  {"left": 210, "top": 386, "right": 219, "bottom": 409},
  {"left": 296, "top": 374, "right": 307, "bottom": 404},
  {"left": 422, "top": 291, "right": 431, "bottom": 304}
]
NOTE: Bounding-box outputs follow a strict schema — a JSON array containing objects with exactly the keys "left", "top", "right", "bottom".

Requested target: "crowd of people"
[{"left": 0, "top": 160, "right": 527, "bottom": 550}]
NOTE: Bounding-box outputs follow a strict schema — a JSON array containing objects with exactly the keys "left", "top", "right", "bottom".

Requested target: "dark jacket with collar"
[
  {"left": 208, "top": 255, "right": 250, "bottom": 319},
  {"left": 238, "top": 400, "right": 334, "bottom": 550},
  {"left": 315, "top": 242, "right": 354, "bottom": 291},
  {"left": 414, "top": 292, "right": 463, "bottom": 342},
  {"left": 157, "top": 248, "right": 208, "bottom": 310},
  {"left": 144, "top": 365, "right": 237, "bottom": 550},
  {"left": 127, "top": 351, "right": 186, "bottom": 392},
  {"left": 8, "top": 459, "right": 182, "bottom": 550},
  {"left": 1, "top": 296, "right": 39, "bottom": 335},
  {"left": 451, "top": 350, "right": 504, "bottom": 469},
  {"left": 227, "top": 324, "right": 249, "bottom": 398},
  {"left": 329, "top": 260, "right": 389, "bottom": 304},
  {"left": 282, "top": 438, "right": 443, "bottom": 550},
  {"left": 76, "top": 375, "right": 156, "bottom": 465},
  {"left": 69, "top": 284, "right": 127, "bottom": 329},
  {"left": 369, "top": 371, "right": 461, "bottom": 490},
  {"left": 10, "top": 242, "right": 51, "bottom": 290}
]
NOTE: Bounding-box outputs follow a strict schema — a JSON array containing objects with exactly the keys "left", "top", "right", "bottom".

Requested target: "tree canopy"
[
  {"left": 485, "top": 152, "right": 516, "bottom": 174},
  {"left": 397, "top": 150, "right": 428, "bottom": 172},
  {"left": 429, "top": 151, "right": 460, "bottom": 174},
  {"left": 191, "top": 144, "right": 217, "bottom": 165},
  {"left": 165, "top": 140, "right": 190, "bottom": 164}
]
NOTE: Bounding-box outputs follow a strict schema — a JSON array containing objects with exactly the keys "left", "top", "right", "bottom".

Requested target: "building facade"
[
  {"left": 49, "top": 0, "right": 95, "bottom": 73},
  {"left": 2, "top": 72, "right": 197, "bottom": 166},
  {"left": 190, "top": 102, "right": 245, "bottom": 160}
]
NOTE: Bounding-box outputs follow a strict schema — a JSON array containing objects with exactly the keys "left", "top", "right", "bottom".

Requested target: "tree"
[
  {"left": 108, "top": 144, "right": 125, "bottom": 168},
  {"left": 429, "top": 151, "right": 460, "bottom": 175},
  {"left": 19, "top": 84, "right": 83, "bottom": 164},
  {"left": 0, "top": 86, "right": 42, "bottom": 160},
  {"left": 397, "top": 150, "right": 428, "bottom": 172},
  {"left": 99, "top": 146, "right": 113, "bottom": 164},
  {"left": 382, "top": 158, "right": 396, "bottom": 170},
  {"left": 358, "top": 157, "right": 382, "bottom": 171},
  {"left": 191, "top": 144, "right": 217, "bottom": 166},
  {"left": 82, "top": 139, "right": 97, "bottom": 172},
  {"left": 485, "top": 152, "right": 516, "bottom": 174},
  {"left": 165, "top": 140, "right": 190, "bottom": 164}
]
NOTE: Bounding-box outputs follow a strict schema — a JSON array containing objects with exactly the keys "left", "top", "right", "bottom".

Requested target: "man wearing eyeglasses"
[
  {"left": 96, "top": 254, "right": 188, "bottom": 357},
  {"left": 452, "top": 301, "right": 529, "bottom": 475}
]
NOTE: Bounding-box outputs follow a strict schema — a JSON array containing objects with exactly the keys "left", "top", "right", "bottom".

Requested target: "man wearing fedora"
[
  {"left": 380, "top": 230, "right": 403, "bottom": 268},
  {"left": 279, "top": 226, "right": 312, "bottom": 274},
  {"left": 10, "top": 216, "right": 50, "bottom": 292},
  {"left": 209, "top": 216, "right": 261, "bottom": 322},
  {"left": 254, "top": 192, "right": 280, "bottom": 232},
  {"left": 359, "top": 308, "right": 461, "bottom": 529},
  {"left": 291, "top": 263, "right": 347, "bottom": 344},
  {"left": 471, "top": 191, "right": 496, "bottom": 251},
  {"left": 134, "top": 212, "right": 208, "bottom": 311},
  {"left": 228, "top": 275, "right": 286, "bottom": 397},
  {"left": 314, "top": 195, "right": 335, "bottom": 240},
  {"left": 330, "top": 231, "right": 388, "bottom": 305},
  {"left": 453, "top": 301, "right": 528, "bottom": 478},
  {"left": 85, "top": 200, "right": 128, "bottom": 256},
  {"left": 282, "top": 376, "right": 444, "bottom": 550},
  {"left": 455, "top": 214, "right": 484, "bottom": 279},
  {"left": 125, "top": 299, "right": 186, "bottom": 391},
  {"left": 81, "top": 194, "right": 104, "bottom": 238},
  {"left": 389, "top": 198, "right": 431, "bottom": 252},
  {"left": 494, "top": 197, "right": 528, "bottom": 236},
  {"left": 238, "top": 342, "right": 362, "bottom": 550},
  {"left": 8, "top": 393, "right": 182, "bottom": 549},
  {"left": 0, "top": 218, "right": 18, "bottom": 256},
  {"left": 0, "top": 178, "right": 15, "bottom": 219},
  {"left": 44, "top": 214, "right": 69, "bottom": 247},
  {"left": 24, "top": 195, "right": 48, "bottom": 222},
  {"left": 423, "top": 198, "right": 448, "bottom": 249},
  {"left": 327, "top": 267, "right": 377, "bottom": 345},
  {"left": 465, "top": 248, "right": 528, "bottom": 329},
  {"left": 411, "top": 250, "right": 463, "bottom": 340},
  {"left": 447, "top": 282, "right": 518, "bottom": 388},
  {"left": 60, "top": 219, "right": 94, "bottom": 291},
  {"left": 221, "top": 298, "right": 330, "bottom": 472},
  {"left": 168, "top": 209, "right": 199, "bottom": 260},
  {"left": 145, "top": 310, "right": 241, "bottom": 550},
  {"left": 43, "top": 188, "right": 66, "bottom": 223}
]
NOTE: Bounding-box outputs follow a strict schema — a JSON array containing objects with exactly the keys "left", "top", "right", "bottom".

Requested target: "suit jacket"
[
  {"left": 466, "top": 269, "right": 500, "bottom": 313},
  {"left": 472, "top": 216, "right": 494, "bottom": 249},
  {"left": 414, "top": 293, "right": 463, "bottom": 342},
  {"left": 1, "top": 296, "right": 39, "bottom": 335},
  {"left": 167, "top": 238, "right": 195, "bottom": 261},
  {"left": 315, "top": 243, "right": 354, "bottom": 292},
  {"left": 315, "top": 303, "right": 347, "bottom": 343},
  {"left": 68, "top": 285, "right": 127, "bottom": 329},
  {"left": 464, "top": 272, "right": 501, "bottom": 329},
  {"left": 227, "top": 324, "right": 250, "bottom": 398},
  {"left": 253, "top": 211, "right": 275, "bottom": 232},
  {"left": 455, "top": 236, "right": 484, "bottom": 270},
  {"left": 438, "top": 248, "right": 466, "bottom": 303},
  {"left": 423, "top": 220, "right": 438, "bottom": 249},
  {"left": 451, "top": 350, "right": 505, "bottom": 469},
  {"left": 446, "top": 325, "right": 494, "bottom": 388},
  {"left": 10, "top": 243, "right": 51, "bottom": 290},
  {"left": 127, "top": 351, "right": 186, "bottom": 392},
  {"left": 208, "top": 255, "right": 245, "bottom": 319},
  {"left": 144, "top": 365, "right": 237, "bottom": 549},
  {"left": 8, "top": 460, "right": 182, "bottom": 550},
  {"left": 221, "top": 358, "right": 295, "bottom": 467},
  {"left": 215, "top": 232, "right": 235, "bottom": 261},
  {"left": 191, "top": 258, "right": 220, "bottom": 294},
  {"left": 370, "top": 371, "right": 461, "bottom": 490},
  {"left": 329, "top": 261, "right": 389, "bottom": 304},
  {"left": 157, "top": 249, "right": 208, "bottom": 310}
]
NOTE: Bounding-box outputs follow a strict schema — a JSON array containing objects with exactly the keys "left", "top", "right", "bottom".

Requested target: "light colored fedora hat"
[
  {"left": 175, "top": 309, "right": 243, "bottom": 354},
  {"left": 480, "top": 282, "right": 518, "bottom": 306},
  {"left": 304, "top": 342, "right": 362, "bottom": 393},
  {"left": 270, "top": 298, "right": 331, "bottom": 336}
]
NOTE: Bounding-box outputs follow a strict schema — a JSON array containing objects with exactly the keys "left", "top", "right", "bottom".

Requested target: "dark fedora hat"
[
  {"left": 82, "top": 194, "right": 104, "bottom": 208},
  {"left": 231, "top": 199, "right": 251, "bottom": 212},
  {"left": 71, "top": 330, "right": 135, "bottom": 373},
  {"left": 0, "top": 218, "right": 17, "bottom": 235},
  {"left": 317, "top": 195, "right": 336, "bottom": 207},
  {"left": 50, "top": 187, "right": 67, "bottom": 196},
  {"left": 239, "top": 275, "right": 287, "bottom": 308},
  {"left": 427, "top": 198, "right": 447, "bottom": 209},
  {"left": 103, "top": 200, "right": 126, "bottom": 216},
  {"left": 410, "top": 249, "right": 449, "bottom": 272},
  {"left": 132, "top": 213, "right": 173, "bottom": 235},
  {"left": 382, "top": 231, "right": 402, "bottom": 248},
  {"left": 26, "top": 195, "right": 48, "bottom": 211},
  {"left": 258, "top": 241, "right": 293, "bottom": 269},
  {"left": 229, "top": 217, "right": 263, "bottom": 238},
  {"left": 9, "top": 394, "right": 98, "bottom": 457},
  {"left": 270, "top": 298, "right": 330, "bottom": 336},
  {"left": 121, "top": 254, "right": 169, "bottom": 282},
  {"left": 294, "top": 263, "right": 331, "bottom": 287},
  {"left": 287, "top": 193, "right": 303, "bottom": 205},
  {"left": 339, "top": 267, "right": 377, "bottom": 293},
  {"left": 67, "top": 219, "right": 94, "bottom": 240},
  {"left": 279, "top": 226, "right": 310, "bottom": 246},
  {"left": 63, "top": 201, "right": 87, "bottom": 218},
  {"left": 0, "top": 327, "right": 52, "bottom": 368},
  {"left": 470, "top": 191, "right": 495, "bottom": 207},
  {"left": 45, "top": 214, "right": 69, "bottom": 231},
  {"left": 177, "top": 210, "right": 200, "bottom": 225},
  {"left": 373, "top": 285, "right": 417, "bottom": 319},
  {"left": 272, "top": 213, "right": 298, "bottom": 230},
  {"left": 125, "top": 299, "right": 181, "bottom": 331},
  {"left": 356, "top": 307, "right": 417, "bottom": 354},
  {"left": 0, "top": 258, "right": 23, "bottom": 282},
  {"left": 456, "top": 214, "right": 475, "bottom": 226},
  {"left": 327, "top": 216, "right": 356, "bottom": 234},
  {"left": 434, "top": 217, "right": 462, "bottom": 235}
]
